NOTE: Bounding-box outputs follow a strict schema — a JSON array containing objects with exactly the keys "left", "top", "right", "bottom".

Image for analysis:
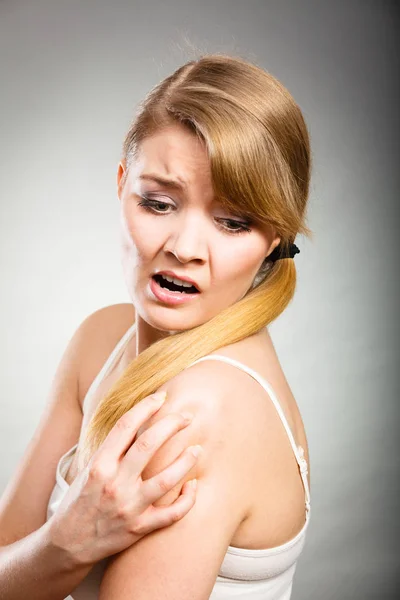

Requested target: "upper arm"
[
  {"left": 0, "top": 303, "right": 134, "bottom": 547},
  {"left": 100, "top": 465, "right": 241, "bottom": 600},
  {"left": 99, "top": 362, "right": 253, "bottom": 600}
]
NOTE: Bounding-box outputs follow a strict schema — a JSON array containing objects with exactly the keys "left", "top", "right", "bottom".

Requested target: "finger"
[
  {"left": 140, "top": 445, "right": 202, "bottom": 505},
  {"left": 136, "top": 479, "right": 198, "bottom": 534},
  {"left": 121, "top": 412, "right": 195, "bottom": 478},
  {"left": 94, "top": 392, "right": 167, "bottom": 464}
]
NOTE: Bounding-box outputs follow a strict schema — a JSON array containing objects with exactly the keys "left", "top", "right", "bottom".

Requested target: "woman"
[{"left": 0, "top": 53, "right": 312, "bottom": 599}]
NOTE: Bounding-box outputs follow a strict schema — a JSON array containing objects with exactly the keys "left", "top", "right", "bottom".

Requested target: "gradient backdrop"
[{"left": 0, "top": 1, "right": 399, "bottom": 598}]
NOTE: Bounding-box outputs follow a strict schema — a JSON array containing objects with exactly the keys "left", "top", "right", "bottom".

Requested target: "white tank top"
[{"left": 46, "top": 322, "right": 311, "bottom": 599}]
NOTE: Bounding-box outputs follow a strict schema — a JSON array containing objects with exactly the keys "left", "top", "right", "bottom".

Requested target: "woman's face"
[{"left": 117, "top": 123, "right": 281, "bottom": 335}]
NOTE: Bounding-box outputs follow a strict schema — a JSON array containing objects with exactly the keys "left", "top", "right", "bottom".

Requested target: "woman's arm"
[
  {"left": 0, "top": 402, "right": 200, "bottom": 600},
  {"left": 0, "top": 520, "right": 94, "bottom": 600},
  {"left": 0, "top": 305, "right": 199, "bottom": 598},
  {"left": 98, "top": 360, "right": 255, "bottom": 600},
  {"left": 0, "top": 305, "right": 131, "bottom": 547},
  {"left": 0, "top": 308, "right": 102, "bottom": 600}
]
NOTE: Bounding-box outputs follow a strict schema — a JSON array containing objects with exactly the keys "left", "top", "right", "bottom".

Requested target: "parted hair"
[{"left": 77, "top": 53, "right": 312, "bottom": 470}]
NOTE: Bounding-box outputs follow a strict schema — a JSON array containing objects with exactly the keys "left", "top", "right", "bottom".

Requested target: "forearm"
[{"left": 0, "top": 520, "right": 94, "bottom": 600}]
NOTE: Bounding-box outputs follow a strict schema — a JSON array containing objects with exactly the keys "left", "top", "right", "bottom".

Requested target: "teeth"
[{"left": 160, "top": 274, "right": 195, "bottom": 288}]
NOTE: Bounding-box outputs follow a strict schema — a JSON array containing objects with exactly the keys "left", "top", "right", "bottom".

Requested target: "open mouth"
[{"left": 152, "top": 274, "right": 200, "bottom": 294}]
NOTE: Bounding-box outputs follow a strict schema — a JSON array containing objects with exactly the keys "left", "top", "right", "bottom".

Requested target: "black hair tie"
[{"left": 269, "top": 243, "right": 300, "bottom": 262}]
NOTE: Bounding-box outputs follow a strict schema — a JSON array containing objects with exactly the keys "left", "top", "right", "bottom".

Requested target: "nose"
[{"left": 164, "top": 213, "right": 207, "bottom": 264}]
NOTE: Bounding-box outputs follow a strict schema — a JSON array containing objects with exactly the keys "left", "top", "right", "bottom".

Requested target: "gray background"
[{"left": 0, "top": 1, "right": 399, "bottom": 598}]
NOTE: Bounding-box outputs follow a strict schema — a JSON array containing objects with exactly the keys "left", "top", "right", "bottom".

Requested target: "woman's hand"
[{"left": 46, "top": 392, "right": 200, "bottom": 567}]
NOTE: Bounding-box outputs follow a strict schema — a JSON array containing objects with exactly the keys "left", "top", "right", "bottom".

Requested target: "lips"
[
  {"left": 149, "top": 274, "right": 200, "bottom": 305},
  {"left": 153, "top": 270, "right": 201, "bottom": 292},
  {"left": 152, "top": 274, "right": 199, "bottom": 294}
]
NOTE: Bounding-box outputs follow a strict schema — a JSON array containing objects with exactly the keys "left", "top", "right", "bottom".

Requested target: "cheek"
[
  {"left": 120, "top": 207, "right": 167, "bottom": 270},
  {"left": 211, "top": 255, "right": 259, "bottom": 293},
  {"left": 217, "top": 243, "right": 265, "bottom": 280}
]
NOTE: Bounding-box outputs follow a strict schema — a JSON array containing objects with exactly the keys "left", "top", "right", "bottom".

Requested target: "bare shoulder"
[
  {"left": 138, "top": 332, "right": 309, "bottom": 549},
  {"left": 138, "top": 336, "right": 274, "bottom": 514},
  {"left": 77, "top": 303, "right": 135, "bottom": 409},
  {"left": 158, "top": 330, "right": 282, "bottom": 432},
  {"left": 142, "top": 331, "right": 284, "bottom": 456}
]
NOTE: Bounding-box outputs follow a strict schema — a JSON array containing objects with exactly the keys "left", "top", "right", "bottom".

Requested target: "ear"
[
  {"left": 266, "top": 231, "right": 281, "bottom": 259},
  {"left": 117, "top": 160, "right": 127, "bottom": 201}
]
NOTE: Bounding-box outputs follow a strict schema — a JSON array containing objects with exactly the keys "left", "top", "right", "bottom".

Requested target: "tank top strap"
[
  {"left": 186, "top": 354, "right": 311, "bottom": 515},
  {"left": 82, "top": 321, "right": 137, "bottom": 414}
]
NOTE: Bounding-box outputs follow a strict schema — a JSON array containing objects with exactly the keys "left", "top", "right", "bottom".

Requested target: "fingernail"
[
  {"left": 188, "top": 445, "right": 202, "bottom": 457},
  {"left": 180, "top": 411, "right": 193, "bottom": 424},
  {"left": 190, "top": 479, "right": 197, "bottom": 490},
  {"left": 153, "top": 391, "right": 167, "bottom": 405}
]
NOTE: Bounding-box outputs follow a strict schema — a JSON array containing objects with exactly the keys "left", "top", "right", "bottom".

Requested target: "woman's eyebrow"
[{"left": 139, "top": 173, "right": 187, "bottom": 190}]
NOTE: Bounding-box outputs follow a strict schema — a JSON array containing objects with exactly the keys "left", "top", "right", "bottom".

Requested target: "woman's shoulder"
[
  {"left": 158, "top": 330, "right": 279, "bottom": 443},
  {"left": 168, "top": 328, "right": 281, "bottom": 408},
  {"left": 138, "top": 332, "right": 289, "bottom": 523},
  {"left": 156, "top": 333, "right": 309, "bottom": 547},
  {"left": 159, "top": 328, "right": 306, "bottom": 473},
  {"left": 77, "top": 303, "right": 135, "bottom": 409}
]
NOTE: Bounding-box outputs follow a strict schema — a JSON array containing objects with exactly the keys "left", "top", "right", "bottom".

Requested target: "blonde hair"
[{"left": 77, "top": 53, "right": 313, "bottom": 470}]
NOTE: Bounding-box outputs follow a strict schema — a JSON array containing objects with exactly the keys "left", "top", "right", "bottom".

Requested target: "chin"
[
  {"left": 141, "top": 307, "right": 201, "bottom": 334},
  {"left": 154, "top": 319, "right": 197, "bottom": 335}
]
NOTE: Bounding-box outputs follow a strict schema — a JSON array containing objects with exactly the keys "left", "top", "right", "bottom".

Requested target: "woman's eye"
[
  {"left": 138, "top": 198, "right": 251, "bottom": 235},
  {"left": 217, "top": 219, "right": 252, "bottom": 235},
  {"left": 138, "top": 197, "right": 173, "bottom": 213}
]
